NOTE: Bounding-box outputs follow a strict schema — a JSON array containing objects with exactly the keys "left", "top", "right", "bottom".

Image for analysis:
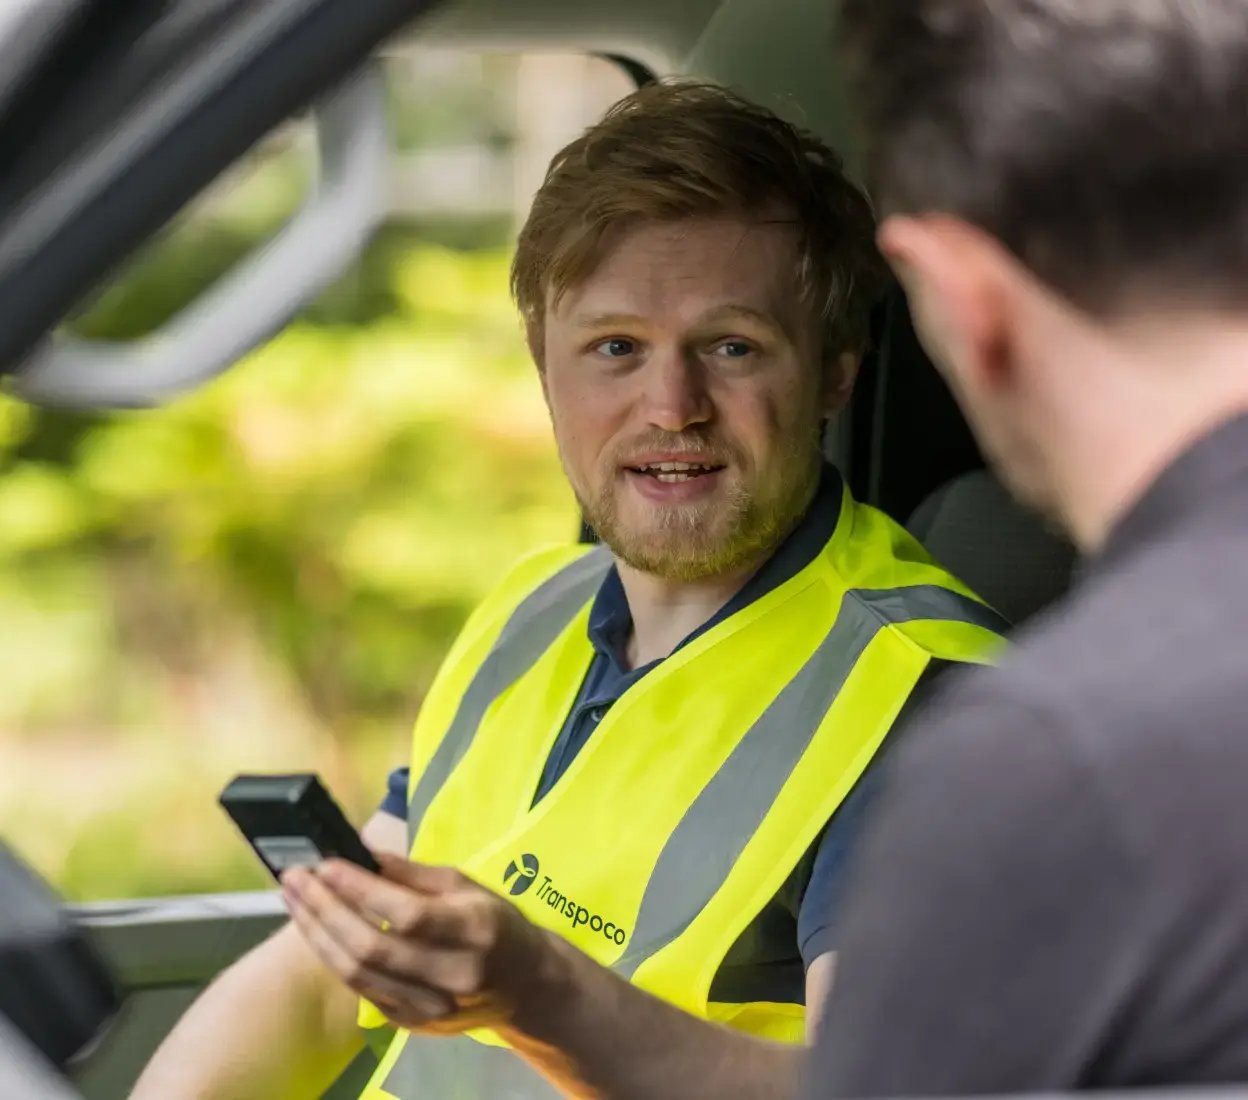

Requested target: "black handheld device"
[{"left": 219, "top": 773, "right": 380, "bottom": 882}]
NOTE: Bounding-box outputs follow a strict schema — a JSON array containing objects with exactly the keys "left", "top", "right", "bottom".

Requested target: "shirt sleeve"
[
  {"left": 378, "top": 765, "right": 410, "bottom": 820},
  {"left": 796, "top": 771, "right": 881, "bottom": 965},
  {"left": 801, "top": 682, "right": 1145, "bottom": 1098},
  {"left": 797, "top": 657, "right": 963, "bottom": 964}
]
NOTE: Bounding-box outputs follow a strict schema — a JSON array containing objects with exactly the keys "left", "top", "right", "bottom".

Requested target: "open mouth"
[{"left": 625, "top": 460, "right": 726, "bottom": 483}]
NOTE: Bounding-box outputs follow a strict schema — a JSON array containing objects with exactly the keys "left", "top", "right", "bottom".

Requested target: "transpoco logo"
[
  {"left": 502, "top": 853, "right": 628, "bottom": 946},
  {"left": 503, "top": 853, "right": 540, "bottom": 896}
]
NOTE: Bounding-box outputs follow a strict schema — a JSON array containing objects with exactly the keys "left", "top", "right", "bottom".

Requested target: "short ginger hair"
[{"left": 511, "top": 81, "right": 887, "bottom": 361}]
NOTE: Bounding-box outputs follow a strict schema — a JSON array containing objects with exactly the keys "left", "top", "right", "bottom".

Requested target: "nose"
[{"left": 641, "top": 347, "right": 712, "bottom": 433}]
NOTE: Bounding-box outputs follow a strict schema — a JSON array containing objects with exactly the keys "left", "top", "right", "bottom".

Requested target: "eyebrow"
[
  {"left": 695, "top": 305, "right": 784, "bottom": 333},
  {"left": 569, "top": 312, "right": 646, "bottom": 330},
  {"left": 569, "top": 305, "right": 784, "bottom": 333}
]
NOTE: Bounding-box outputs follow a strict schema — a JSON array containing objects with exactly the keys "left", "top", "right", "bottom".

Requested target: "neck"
[
  {"left": 615, "top": 555, "right": 767, "bottom": 670},
  {"left": 1041, "top": 314, "right": 1248, "bottom": 552}
]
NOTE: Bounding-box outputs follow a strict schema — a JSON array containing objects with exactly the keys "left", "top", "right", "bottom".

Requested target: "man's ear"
[
  {"left": 877, "top": 214, "right": 1013, "bottom": 394},
  {"left": 821, "top": 351, "right": 860, "bottom": 416}
]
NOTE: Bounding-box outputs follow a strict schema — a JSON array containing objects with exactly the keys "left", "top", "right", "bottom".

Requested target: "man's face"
[{"left": 539, "top": 215, "right": 847, "bottom": 581}]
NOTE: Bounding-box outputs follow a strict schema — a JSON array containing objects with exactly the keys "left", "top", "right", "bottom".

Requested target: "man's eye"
[
  {"left": 593, "top": 338, "right": 637, "bottom": 358},
  {"left": 713, "top": 340, "right": 755, "bottom": 359}
]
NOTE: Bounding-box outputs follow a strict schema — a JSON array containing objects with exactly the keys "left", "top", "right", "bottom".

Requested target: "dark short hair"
[
  {"left": 512, "top": 81, "right": 888, "bottom": 360},
  {"left": 837, "top": 0, "right": 1248, "bottom": 315}
]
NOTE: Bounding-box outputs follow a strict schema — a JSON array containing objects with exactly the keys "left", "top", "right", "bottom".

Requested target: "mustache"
[{"left": 609, "top": 430, "right": 740, "bottom": 467}]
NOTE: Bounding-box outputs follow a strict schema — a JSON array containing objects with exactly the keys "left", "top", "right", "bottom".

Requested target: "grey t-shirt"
[{"left": 803, "top": 414, "right": 1248, "bottom": 1096}]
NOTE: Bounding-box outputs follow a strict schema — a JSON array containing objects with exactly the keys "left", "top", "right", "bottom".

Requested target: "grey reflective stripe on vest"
[
  {"left": 614, "top": 583, "right": 1001, "bottom": 978},
  {"left": 385, "top": 580, "right": 999, "bottom": 1097},
  {"left": 854, "top": 584, "right": 1011, "bottom": 635},
  {"left": 384, "top": 1034, "right": 560, "bottom": 1099},
  {"left": 406, "top": 546, "right": 612, "bottom": 843}
]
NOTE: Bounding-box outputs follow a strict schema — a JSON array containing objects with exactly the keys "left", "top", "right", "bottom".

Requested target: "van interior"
[{"left": 0, "top": 2, "right": 1075, "bottom": 1096}]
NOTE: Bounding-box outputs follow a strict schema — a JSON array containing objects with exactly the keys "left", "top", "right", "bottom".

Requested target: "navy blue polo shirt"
[{"left": 381, "top": 469, "right": 878, "bottom": 984}]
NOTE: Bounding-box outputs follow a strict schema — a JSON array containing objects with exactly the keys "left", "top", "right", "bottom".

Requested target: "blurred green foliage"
[{"left": 0, "top": 220, "right": 575, "bottom": 900}]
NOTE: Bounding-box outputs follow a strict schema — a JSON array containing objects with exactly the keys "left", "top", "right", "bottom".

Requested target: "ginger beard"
[{"left": 562, "top": 422, "right": 823, "bottom": 582}]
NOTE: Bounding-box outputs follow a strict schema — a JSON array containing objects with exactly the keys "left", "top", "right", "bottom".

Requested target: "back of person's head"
[
  {"left": 837, "top": 0, "right": 1248, "bottom": 317},
  {"left": 836, "top": 1, "right": 1248, "bottom": 548},
  {"left": 511, "top": 81, "right": 886, "bottom": 365}
]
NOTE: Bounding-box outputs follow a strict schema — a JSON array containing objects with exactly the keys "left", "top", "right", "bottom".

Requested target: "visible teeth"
[
  {"left": 657, "top": 472, "right": 692, "bottom": 482},
  {"left": 643, "top": 461, "right": 713, "bottom": 472}
]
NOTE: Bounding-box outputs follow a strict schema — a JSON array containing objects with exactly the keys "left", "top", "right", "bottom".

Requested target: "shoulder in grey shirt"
[{"left": 803, "top": 414, "right": 1248, "bottom": 1096}]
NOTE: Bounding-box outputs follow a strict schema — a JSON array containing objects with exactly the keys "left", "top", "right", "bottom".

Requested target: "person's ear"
[
  {"left": 821, "top": 351, "right": 860, "bottom": 416},
  {"left": 877, "top": 214, "right": 1014, "bottom": 395}
]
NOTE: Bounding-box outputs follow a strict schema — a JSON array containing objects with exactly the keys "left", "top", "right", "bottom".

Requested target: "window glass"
[{"left": 0, "top": 53, "right": 635, "bottom": 900}]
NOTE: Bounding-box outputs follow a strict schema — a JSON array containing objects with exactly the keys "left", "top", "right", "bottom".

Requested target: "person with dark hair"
[
  {"left": 801, "top": 2, "right": 1248, "bottom": 1095},
  {"left": 132, "top": 82, "right": 1002, "bottom": 1100}
]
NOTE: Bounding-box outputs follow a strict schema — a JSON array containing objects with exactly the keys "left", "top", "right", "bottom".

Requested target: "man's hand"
[
  {"left": 281, "top": 854, "right": 564, "bottom": 1035},
  {"left": 285, "top": 853, "right": 800, "bottom": 1099}
]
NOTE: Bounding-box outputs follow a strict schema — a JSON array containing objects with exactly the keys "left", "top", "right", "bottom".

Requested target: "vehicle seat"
[
  {"left": 850, "top": 285, "right": 1077, "bottom": 629},
  {"left": 907, "top": 469, "right": 1076, "bottom": 628}
]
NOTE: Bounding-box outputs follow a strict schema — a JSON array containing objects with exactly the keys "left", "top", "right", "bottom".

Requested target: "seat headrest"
[{"left": 908, "top": 470, "right": 1076, "bottom": 627}]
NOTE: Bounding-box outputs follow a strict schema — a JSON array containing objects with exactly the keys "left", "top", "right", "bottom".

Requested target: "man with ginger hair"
[{"left": 133, "top": 82, "right": 1004, "bottom": 1100}]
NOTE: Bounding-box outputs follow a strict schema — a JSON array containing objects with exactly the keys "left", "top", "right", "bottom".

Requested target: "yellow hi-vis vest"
[{"left": 359, "top": 484, "right": 1006, "bottom": 1099}]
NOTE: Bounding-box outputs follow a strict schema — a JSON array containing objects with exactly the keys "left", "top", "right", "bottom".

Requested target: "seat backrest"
[{"left": 907, "top": 469, "right": 1077, "bottom": 627}]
